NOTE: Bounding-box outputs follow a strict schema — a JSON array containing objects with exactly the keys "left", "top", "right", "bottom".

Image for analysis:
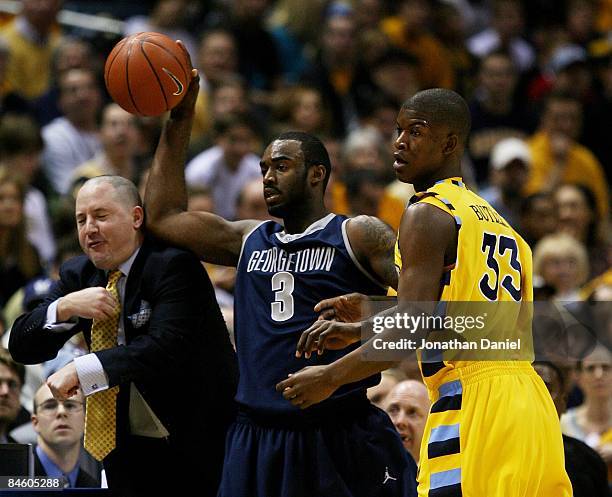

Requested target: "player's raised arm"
[{"left": 145, "top": 43, "right": 258, "bottom": 266}]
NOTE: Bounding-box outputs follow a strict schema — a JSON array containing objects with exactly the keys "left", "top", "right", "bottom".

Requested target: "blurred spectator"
[
  {"left": 480, "top": 137, "right": 531, "bottom": 228},
  {"left": 561, "top": 345, "right": 612, "bottom": 478},
  {"left": 69, "top": 103, "right": 140, "bottom": 195},
  {"left": 235, "top": 179, "right": 271, "bottom": 221},
  {"left": 0, "top": 38, "right": 30, "bottom": 117},
  {"left": 124, "top": 0, "right": 197, "bottom": 58},
  {"left": 342, "top": 126, "right": 388, "bottom": 175},
  {"left": 220, "top": 0, "right": 282, "bottom": 94},
  {"left": 384, "top": 379, "right": 431, "bottom": 464},
  {"left": 266, "top": 1, "right": 310, "bottom": 84},
  {"left": 467, "top": 0, "right": 535, "bottom": 72},
  {"left": 303, "top": 6, "right": 374, "bottom": 136},
  {"left": 187, "top": 186, "right": 214, "bottom": 213},
  {"left": 467, "top": 51, "right": 536, "bottom": 185},
  {"left": 583, "top": 52, "right": 612, "bottom": 183},
  {"left": 186, "top": 114, "right": 260, "bottom": 220},
  {"left": 367, "top": 368, "right": 405, "bottom": 408},
  {"left": 534, "top": 360, "right": 609, "bottom": 497},
  {"left": 271, "top": 85, "right": 329, "bottom": 138},
  {"left": 345, "top": 169, "right": 388, "bottom": 217},
  {"left": 0, "top": 168, "right": 42, "bottom": 309},
  {"left": 33, "top": 38, "right": 95, "bottom": 127},
  {"left": 533, "top": 232, "right": 590, "bottom": 300},
  {"left": 31, "top": 384, "right": 99, "bottom": 487},
  {"left": 0, "top": 346, "right": 24, "bottom": 443},
  {"left": 369, "top": 48, "right": 420, "bottom": 107},
  {"left": 530, "top": 44, "right": 595, "bottom": 105},
  {"left": 192, "top": 29, "right": 239, "bottom": 142},
  {"left": 525, "top": 92, "right": 608, "bottom": 220},
  {"left": 432, "top": 1, "right": 477, "bottom": 97},
  {"left": 555, "top": 183, "right": 610, "bottom": 279},
  {"left": 0, "top": 114, "right": 55, "bottom": 266},
  {"left": 380, "top": 0, "right": 454, "bottom": 88},
  {"left": 566, "top": 0, "right": 599, "bottom": 47},
  {"left": 519, "top": 192, "right": 558, "bottom": 247},
  {"left": 0, "top": 0, "right": 63, "bottom": 100},
  {"left": 197, "top": 29, "right": 239, "bottom": 90},
  {"left": 41, "top": 68, "right": 102, "bottom": 195}
]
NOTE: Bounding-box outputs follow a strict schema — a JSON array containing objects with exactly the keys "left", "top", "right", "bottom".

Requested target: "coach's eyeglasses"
[{"left": 37, "top": 399, "right": 84, "bottom": 415}]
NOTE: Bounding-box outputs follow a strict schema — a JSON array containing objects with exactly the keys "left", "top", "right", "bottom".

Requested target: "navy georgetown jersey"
[{"left": 234, "top": 213, "right": 387, "bottom": 414}]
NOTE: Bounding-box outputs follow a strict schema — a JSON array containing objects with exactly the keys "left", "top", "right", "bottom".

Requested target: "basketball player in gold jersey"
[{"left": 277, "top": 89, "right": 572, "bottom": 496}]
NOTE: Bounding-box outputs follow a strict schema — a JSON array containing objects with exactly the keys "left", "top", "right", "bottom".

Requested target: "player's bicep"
[
  {"left": 347, "top": 216, "right": 398, "bottom": 289},
  {"left": 397, "top": 203, "right": 455, "bottom": 301},
  {"left": 148, "top": 211, "right": 255, "bottom": 266}
]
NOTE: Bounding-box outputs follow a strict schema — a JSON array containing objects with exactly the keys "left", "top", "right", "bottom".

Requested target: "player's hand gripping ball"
[{"left": 104, "top": 32, "right": 192, "bottom": 117}]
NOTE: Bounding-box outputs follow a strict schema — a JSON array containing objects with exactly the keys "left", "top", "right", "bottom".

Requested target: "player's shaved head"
[
  {"left": 82, "top": 175, "right": 142, "bottom": 210},
  {"left": 402, "top": 88, "right": 471, "bottom": 146}
]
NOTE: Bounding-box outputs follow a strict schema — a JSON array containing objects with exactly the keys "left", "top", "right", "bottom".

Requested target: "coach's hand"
[
  {"left": 276, "top": 365, "right": 338, "bottom": 409},
  {"left": 57, "top": 287, "right": 118, "bottom": 322},
  {"left": 314, "top": 292, "right": 369, "bottom": 322},
  {"left": 47, "top": 362, "right": 81, "bottom": 401},
  {"left": 296, "top": 321, "right": 361, "bottom": 358}
]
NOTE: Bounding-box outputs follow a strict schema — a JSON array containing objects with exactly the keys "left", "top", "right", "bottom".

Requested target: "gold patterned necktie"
[{"left": 84, "top": 269, "right": 122, "bottom": 461}]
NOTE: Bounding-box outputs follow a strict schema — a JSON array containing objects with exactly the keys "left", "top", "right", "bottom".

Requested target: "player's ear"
[
  {"left": 310, "top": 164, "right": 326, "bottom": 186},
  {"left": 442, "top": 134, "right": 458, "bottom": 155}
]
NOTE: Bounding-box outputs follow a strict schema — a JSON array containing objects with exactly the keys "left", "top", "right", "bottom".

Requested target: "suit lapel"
[{"left": 123, "top": 240, "right": 153, "bottom": 338}]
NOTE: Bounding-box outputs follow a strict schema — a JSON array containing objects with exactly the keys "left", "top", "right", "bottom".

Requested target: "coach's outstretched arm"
[{"left": 145, "top": 43, "right": 258, "bottom": 266}]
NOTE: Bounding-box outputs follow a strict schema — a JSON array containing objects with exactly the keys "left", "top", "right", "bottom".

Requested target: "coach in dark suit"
[{"left": 9, "top": 175, "right": 237, "bottom": 496}]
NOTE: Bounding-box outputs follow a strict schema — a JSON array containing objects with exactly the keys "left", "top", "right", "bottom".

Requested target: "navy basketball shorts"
[{"left": 217, "top": 395, "right": 417, "bottom": 497}]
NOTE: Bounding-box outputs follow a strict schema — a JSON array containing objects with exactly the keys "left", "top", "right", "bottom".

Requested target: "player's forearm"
[
  {"left": 145, "top": 114, "right": 192, "bottom": 224},
  {"left": 327, "top": 344, "right": 396, "bottom": 387}
]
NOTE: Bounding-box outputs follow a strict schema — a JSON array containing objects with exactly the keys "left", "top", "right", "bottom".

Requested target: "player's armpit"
[{"left": 345, "top": 215, "right": 398, "bottom": 289}]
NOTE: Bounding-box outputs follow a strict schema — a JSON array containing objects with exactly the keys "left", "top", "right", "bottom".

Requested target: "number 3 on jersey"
[
  {"left": 479, "top": 232, "right": 522, "bottom": 301},
  {"left": 271, "top": 272, "right": 295, "bottom": 321}
]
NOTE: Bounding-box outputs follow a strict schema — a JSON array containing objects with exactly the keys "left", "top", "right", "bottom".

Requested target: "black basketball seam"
[
  {"left": 139, "top": 39, "right": 169, "bottom": 111},
  {"left": 142, "top": 40, "right": 189, "bottom": 83},
  {"left": 125, "top": 39, "right": 144, "bottom": 115},
  {"left": 104, "top": 38, "right": 127, "bottom": 89}
]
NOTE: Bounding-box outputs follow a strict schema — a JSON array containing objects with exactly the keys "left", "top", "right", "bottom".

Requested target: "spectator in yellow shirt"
[
  {"left": 525, "top": 92, "right": 609, "bottom": 220},
  {"left": 0, "top": 0, "right": 62, "bottom": 100}
]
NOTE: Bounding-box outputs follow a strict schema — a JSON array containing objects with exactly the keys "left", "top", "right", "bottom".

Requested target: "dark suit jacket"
[
  {"left": 10, "top": 237, "right": 238, "bottom": 495},
  {"left": 33, "top": 449, "right": 99, "bottom": 488}
]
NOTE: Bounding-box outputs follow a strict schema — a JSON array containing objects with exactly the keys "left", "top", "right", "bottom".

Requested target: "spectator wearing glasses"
[{"left": 31, "top": 384, "right": 98, "bottom": 488}]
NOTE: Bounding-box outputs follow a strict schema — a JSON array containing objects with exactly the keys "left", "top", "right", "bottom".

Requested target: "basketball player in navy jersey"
[{"left": 145, "top": 68, "right": 416, "bottom": 496}]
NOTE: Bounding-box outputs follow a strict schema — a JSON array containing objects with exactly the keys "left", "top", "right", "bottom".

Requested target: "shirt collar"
[
  {"left": 36, "top": 445, "right": 79, "bottom": 487},
  {"left": 108, "top": 246, "right": 140, "bottom": 279}
]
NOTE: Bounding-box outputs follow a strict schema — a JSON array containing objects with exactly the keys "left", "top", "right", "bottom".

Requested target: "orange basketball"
[{"left": 104, "top": 32, "right": 192, "bottom": 117}]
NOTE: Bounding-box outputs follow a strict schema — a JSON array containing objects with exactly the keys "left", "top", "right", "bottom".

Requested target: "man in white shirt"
[
  {"left": 186, "top": 113, "right": 260, "bottom": 219},
  {"left": 41, "top": 68, "right": 102, "bottom": 195}
]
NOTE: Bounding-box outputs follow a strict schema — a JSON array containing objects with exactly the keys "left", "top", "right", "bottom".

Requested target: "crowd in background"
[{"left": 0, "top": 0, "right": 609, "bottom": 492}]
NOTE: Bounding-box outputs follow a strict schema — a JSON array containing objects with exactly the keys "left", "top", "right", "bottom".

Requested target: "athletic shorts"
[
  {"left": 217, "top": 394, "right": 417, "bottom": 497},
  {"left": 417, "top": 361, "right": 573, "bottom": 497}
]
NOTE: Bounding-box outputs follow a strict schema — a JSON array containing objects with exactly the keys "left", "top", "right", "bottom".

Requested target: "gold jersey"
[{"left": 390, "top": 177, "right": 534, "bottom": 388}]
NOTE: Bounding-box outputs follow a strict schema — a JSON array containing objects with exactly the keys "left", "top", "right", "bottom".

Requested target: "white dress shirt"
[{"left": 45, "top": 248, "right": 140, "bottom": 396}]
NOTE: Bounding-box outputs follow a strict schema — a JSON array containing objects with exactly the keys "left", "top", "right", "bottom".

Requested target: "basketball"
[{"left": 104, "top": 32, "right": 192, "bottom": 117}]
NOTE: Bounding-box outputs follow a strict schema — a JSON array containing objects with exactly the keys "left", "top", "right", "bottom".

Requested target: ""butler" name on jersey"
[{"left": 246, "top": 246, "right": 336, "bottom": 273}]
